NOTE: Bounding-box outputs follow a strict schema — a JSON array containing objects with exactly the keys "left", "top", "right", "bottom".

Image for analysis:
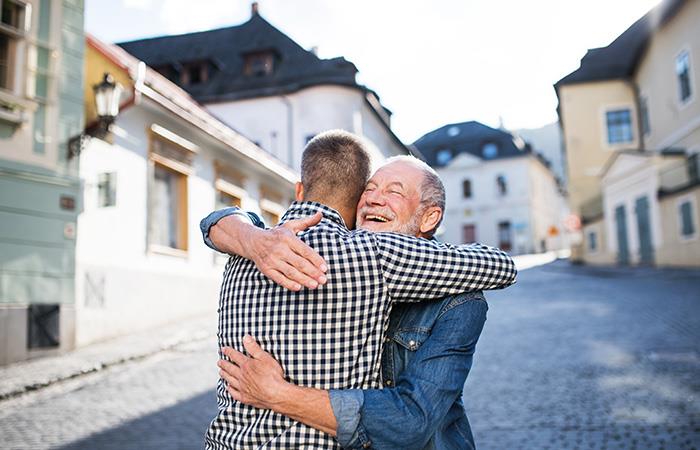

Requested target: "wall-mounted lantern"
[{"left": 68, "top": 73, "right": 123, "bottom": 159}]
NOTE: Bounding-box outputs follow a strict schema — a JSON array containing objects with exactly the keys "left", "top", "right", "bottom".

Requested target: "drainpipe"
[
  {"left": 280, "top": 96, "right": 294, "bottom": 167},
  {"left": 626, "top": 79, "right": 645, "bottom": 152}
]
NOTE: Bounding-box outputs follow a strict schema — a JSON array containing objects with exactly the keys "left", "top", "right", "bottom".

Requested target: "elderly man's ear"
[
  {"left": 419, "top": 207, "right": 442, "bottom": 236},
  {"left": 295, "top": 182, "right": 304, "bottom": 201}
]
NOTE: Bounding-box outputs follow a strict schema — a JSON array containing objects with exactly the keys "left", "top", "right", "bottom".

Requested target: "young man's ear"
[
  {"left": 295, "top": 182, "right": 304, "bottom": 201},
  {"left": 419, "top": 207, "right": 442, "bottom": 236}
]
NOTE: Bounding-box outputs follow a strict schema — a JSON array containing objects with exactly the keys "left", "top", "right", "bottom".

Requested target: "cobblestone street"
[{"left": 0, "top": 260, "right": 698, "bottom": 449}]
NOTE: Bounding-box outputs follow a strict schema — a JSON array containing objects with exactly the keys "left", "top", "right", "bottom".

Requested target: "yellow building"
[{"left": 555, "top": 0, "right": 700, "bottom": 267}]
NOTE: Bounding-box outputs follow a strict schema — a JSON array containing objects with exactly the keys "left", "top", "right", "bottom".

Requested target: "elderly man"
[{"left": 201, "top": 130, "right": 516, "bottom": 449}]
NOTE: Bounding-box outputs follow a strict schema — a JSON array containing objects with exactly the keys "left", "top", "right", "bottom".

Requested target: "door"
[
  {"left": 462, "top": 224, "right": 476, "bottom": 244},
  {"left": 635, "top": 196, "right": 654, "bottom": 265},
  {"left": 615, "top": 205, "right": 629, "bottom": 265}
]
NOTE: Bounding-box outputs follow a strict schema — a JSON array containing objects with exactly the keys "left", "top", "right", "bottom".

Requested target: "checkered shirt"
[{"left": 205, "top": 201, "right": 516, "bottom": 449}]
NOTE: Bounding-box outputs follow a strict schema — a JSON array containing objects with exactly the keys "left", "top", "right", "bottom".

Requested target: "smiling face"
[{"left": 356, "top": 161, "right": 426, "bottom": 236}]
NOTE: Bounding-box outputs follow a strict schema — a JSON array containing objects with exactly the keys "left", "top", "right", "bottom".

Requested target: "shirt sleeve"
[
  {"left": 199, "top": 207, "right": 266, "bottom": 252},
  {"left": 373, "top": 233, "right": 517, "bottom": 303},
  {"left": 339, "top": 296, "right": 488, "bottom": 449},
  {"left": 328, "top": 390, "right": 365, "bottom": 447}
]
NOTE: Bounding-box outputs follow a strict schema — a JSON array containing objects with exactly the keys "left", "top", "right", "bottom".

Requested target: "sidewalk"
[
  {"left": 512, "top": 249, "right": 570, "bottom": 271},
  {"left": 0, "top": 313, "right": 216, "bottom": 401}
]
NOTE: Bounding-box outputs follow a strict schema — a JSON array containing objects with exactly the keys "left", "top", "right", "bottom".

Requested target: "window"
[
  {"left": 436, "top": 149, "right": 452, "bottom": 166},
  {"left": 244, "top": 51, "right": 275, "bottom": 77},
  {"left": 498, "top": 221, "right": 512, "bottom": 252},
  {"left": 447, "top": 126, "right": 460, "bottom": 137},
  {"left": 462, "top": 224, "right": 476, "bottom": 244},
  {"left": 462, "top": 179, "right": 472, "bottom": 198},
  {"left": 496, "top": 175, "right": 507, "bottom": 196},
  {"left": 148, "top": 128, "right": 194, "bottom": 254},
  {"left": 588, "top": 231, "right": 597, "bottom": 251},
  {"left": 150, "top": 164, "right": 187, "bottom": 250},
  {"left": 640, "top": 96, "right": 650, "bottom": 135},
  {"left": 0, "top": 0, "right": 29, "bottom": 92},
  {"left": 482, "top": 142, "right": 498, "bottom": 159},
  {"left": 676, "top": 50, "right": 692, "bottom": 103},
  {"left": 679, "top": 199, "right": 696, "bottom": 239},
  {"left": 181, "top": 62, "right": 208, "bottom": 85},
  {"left": 216, "top": 190, "right": 241, "bottom": 209},
  {"left": 605, "top": 109, "right": 634, "bottom": 144},
  {"left": 97, "top": 172, "right": 117, "bottom": 207}
]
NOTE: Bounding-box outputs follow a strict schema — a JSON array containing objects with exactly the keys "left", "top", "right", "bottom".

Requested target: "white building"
[
  {"left": 118, "top": 3, "right": 410, "bottom": 172},
  {"left": 414, "top": 121, "right": 568, "bottom": 255},
  {"left": 75, "top": 36, "right": 296, "bottom": 346}
]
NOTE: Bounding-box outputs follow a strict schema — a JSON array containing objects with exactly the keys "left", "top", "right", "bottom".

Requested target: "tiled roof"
[
  {"left": 117, "top": 13, "right": 361, "bottom": 103},
  {"left": 412, "top": 121, "right": 530, "bottom": 168},
  {"left": 555, "top": 0, "right": 685, "bottom": 89}
]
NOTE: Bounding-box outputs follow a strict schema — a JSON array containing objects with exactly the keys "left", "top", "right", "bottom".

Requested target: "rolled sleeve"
[
  {"left": 329, "top": 389, "right": 365, "bottom": 448},
  {"left": 199, "top": 207, "right": 266, "bottom": 252}
]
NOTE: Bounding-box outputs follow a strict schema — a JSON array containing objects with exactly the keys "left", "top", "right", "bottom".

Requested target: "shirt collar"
[{"left": 280, "top": 201, "right": 348, "bottom": 229}]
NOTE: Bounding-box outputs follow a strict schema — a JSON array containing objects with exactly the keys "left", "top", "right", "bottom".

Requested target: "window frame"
[
  {"left": 676, "top": 194, "right": 698, "bottom": 242},
  {"left": 147, "top": 128, "right": 195, "bottom": 257},
  {"left": 604, "top": 108, "right": 634, "bottom": 145},
  {"left": 497, "top": 220, "right": 512, "bottom": 252},
  {"left": 496, "top": 174, "right": 507, "bottom": 197},
  {"left": 462, "top": 179, "right": 472, "bottom": 199},
  {"left": 0, "top": 0, "right": 30, "bottom": 97},
  {"left": 675, "top": 47, "right": 695, "bottom": 107}
]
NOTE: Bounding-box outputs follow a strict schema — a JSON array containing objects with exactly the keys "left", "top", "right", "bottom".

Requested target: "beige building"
[{"left": 555, "top": 0, "right": 700, "bottom": 266}]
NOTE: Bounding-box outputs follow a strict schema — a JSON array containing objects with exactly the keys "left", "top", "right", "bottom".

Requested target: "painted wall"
[
  {"left": 438, "top": 153, "right": 567, "bottom": 255},
  {"left": 558, "top": 80, "right": 638, "bottom": 215},
  {"left": 204, "top": 85, "right": 405, "bottom": 173},
  {"left": 635, "top": 0, "right": 700, "bottom": 154},
  {"left": 75, "top": 100, "right": 294, "bottom": 346},
  {"left": 0, "top": 0, "right": 84, "bottom": 365},
  {"left": 657, "top": 187, "right": 700, "bottom": 266}
]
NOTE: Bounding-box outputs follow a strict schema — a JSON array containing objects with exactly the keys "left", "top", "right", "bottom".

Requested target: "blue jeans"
[{"left": 331, "top": 292, "right": 487, "bottom": 449}]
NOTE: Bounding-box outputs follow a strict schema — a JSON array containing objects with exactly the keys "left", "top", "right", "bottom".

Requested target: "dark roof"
[
  {"left": 412, "top": 121, "right": 531, "bottom": 168},
  {"left": 117, "top": 13, "right": 363, "bottom": 103},
  {"left": 555, "top": 0, "right": 685, "bottom": 89}
]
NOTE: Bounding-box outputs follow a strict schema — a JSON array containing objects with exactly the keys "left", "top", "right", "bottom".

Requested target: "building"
[
  {"left": 116, "top": 3, "right": 410, "bottom": 172},
  {"left": 413, "top": 121, "right": 568, "bottom": 255},
  {"left": 73, "top": 35, "right": 297, "bottom": 347},
  {"left": 555, "top": 0, "right": 699, "bottom": 266},
  {"left": 0, "top": 1, "right": 85, "bottom": 365}
]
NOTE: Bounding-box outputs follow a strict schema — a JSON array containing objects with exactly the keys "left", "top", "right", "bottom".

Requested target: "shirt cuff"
[
  {"left": 329, "top": 389, "right": 364, "bottom": 447},
  {"left": 199, "top": 207, "right": 252, "bottom": 252}
]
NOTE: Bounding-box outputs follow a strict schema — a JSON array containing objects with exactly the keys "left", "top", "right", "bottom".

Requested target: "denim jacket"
[
  {"left": 330, "top": 292, "right": 487, "bottom": 450},
  {"left": 200, "top": 208, "right": 488, "bottom": 450}
]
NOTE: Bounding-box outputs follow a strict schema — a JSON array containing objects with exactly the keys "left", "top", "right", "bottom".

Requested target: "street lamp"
[{"left": 68, "top": 73, "right": 123, "bottom": 159}]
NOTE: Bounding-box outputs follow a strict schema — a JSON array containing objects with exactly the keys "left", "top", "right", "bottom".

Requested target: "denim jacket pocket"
[{"left": 393, "top": 329, "right": 430, "bottom": 352}]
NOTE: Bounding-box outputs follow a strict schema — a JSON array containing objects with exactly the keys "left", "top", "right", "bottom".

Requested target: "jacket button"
[
  {"left": 385, "top": 379, "right": 393, "bottom": 386},
  {"left": 408, "top": 340, "right": 416, "bottom": 349},
  {"left": 362, "top": 441, "right": 372, "bottom": 448}
]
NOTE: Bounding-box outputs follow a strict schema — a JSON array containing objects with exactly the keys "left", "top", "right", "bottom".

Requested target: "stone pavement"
[
  {"left": 0, "top": 260, "right": 698, "bottom": 449},
  {"left": 467, "top": 261, "right": 700, "bottom": 450}
]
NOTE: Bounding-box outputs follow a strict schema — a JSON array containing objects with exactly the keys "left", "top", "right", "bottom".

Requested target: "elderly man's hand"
[
  {"left": 240, "top": 212, "right": 328, "bottom": 291},
  {"left": 219, "top": 336, "right": 290, "bottom": 410}
]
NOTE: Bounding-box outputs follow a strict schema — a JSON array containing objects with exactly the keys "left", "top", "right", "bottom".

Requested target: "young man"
[{"left": 201, "top": 131, "right": 516, "bottom": 449}]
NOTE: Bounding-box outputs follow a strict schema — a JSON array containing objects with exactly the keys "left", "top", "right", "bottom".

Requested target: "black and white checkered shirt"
[{"left": 205, "top": 201, "right": 516, "bottom": 449}]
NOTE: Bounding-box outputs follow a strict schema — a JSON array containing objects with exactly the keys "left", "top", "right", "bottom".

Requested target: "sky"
[{"left": 86, "top": 0, "right": 662, "bottom": 144}]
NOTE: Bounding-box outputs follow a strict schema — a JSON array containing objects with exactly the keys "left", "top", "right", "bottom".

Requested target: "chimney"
[
  {"left": 310, "top": 46, "right": 318, "bottom": 55},
  {"left": 251, "top": 2, "right": 259, "bottom": 16}
]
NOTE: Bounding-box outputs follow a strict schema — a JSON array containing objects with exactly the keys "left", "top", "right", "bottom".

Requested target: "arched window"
[
  {"left": 496, "top": 175, "right": 507, "bottom": 196},
  {"left": 462, "top": 179, "right": 472, "bottom": 198}
]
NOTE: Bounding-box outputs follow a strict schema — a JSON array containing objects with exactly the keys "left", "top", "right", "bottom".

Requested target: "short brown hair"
[{"left": 301, "top": 130, "right": 371, "bottom": 209}]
